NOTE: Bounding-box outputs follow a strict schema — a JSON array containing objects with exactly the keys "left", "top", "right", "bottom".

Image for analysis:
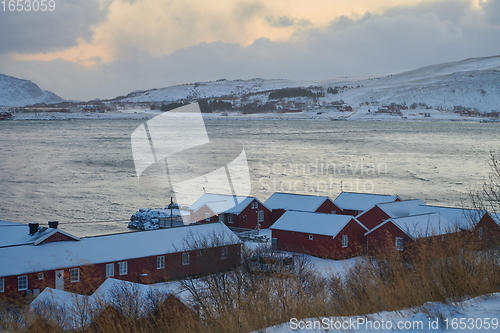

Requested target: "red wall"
[
  {"left": 190, "top": 206, "right": 218, "bottom": 224},
  {"left": 474, "top": 213, "right": 500, "bottom": 248},
  {"left": 0, "top": 244, "right": 241, "bottom": 300},
  {"left": 271, "top": 219, "right": 367, "bottom": 259},
  {"left": 235, "top": 200, "right": 272, "bottom": 229},
  {"left": 315, "top": 200, "right": 342, "bottom": 214},
  {"left": 357, "top": 206, "right": 390, "bottom": 230},
  {"left": 366, "top": 222, "right": 412, "bottom": 257}
]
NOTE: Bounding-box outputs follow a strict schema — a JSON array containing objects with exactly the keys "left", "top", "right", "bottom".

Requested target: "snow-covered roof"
[
  {"left": 385, "top": 213, "right": 457, "bottom": 239},
  {"left": 271, "top": 211, "right": 363, "bottom": 238},
  {"left": 333, "top": 192, "right": 400, "bottom": 211},
  {"left": 224, "top": 197, "right": 263, "bottom": 214},
  {"left": 0, "top": 222, "right": 79, "bottom": 248},
  {"left": 410, "top": 205, "right": 484, "bottom": 230},
  {"left": 264, "top": 192, "right": 331, "bottom": 212},
  {"left": 188, "top": 193, "right": 251, "bottom": 214},
  {"left": 30, "top": 278, "right": 185, "bottom": 330},
  {"left": 0, "top": 222, "right": 240, "bottom": 277},
  {"left": 376, "top": 199, "right": 425, "bottom": 218}
]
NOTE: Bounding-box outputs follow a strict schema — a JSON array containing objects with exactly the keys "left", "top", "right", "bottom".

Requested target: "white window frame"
[
  {"left": 70, "top": 268, "right": 80, "bottom": 283},
  {"left": 205, "top": 213, "right": 211, "bottom": 221},
  {"left": 395, "top": 237, "right": 404, "bottom": 251},
  {"left": 182, "top": 252, "right": 190, "bottom": 266},
  {"left": 257, "top": 210, "right": 264, "bottom": 222},
  {"left": 157, "top": 256, "right": 165, "bottom": 269},
  {"left": 0, "top": 278, "right": 4, "bottom": 293},
  {"left": 227, "top": 214, "right": 234, "bottom": 224},
  {"left": 221, "top": 247, "right": 228, "bottom": 260},
  {"left": 118, "top": 261, "right": 128, "bottom": 275},
  {"left": 251, "top": 201, "right": 258, "bottom": 209},
  {"left": 341, "top": 235, "right": 349, "bottom": 248},
  {"left": 308, "top": 234, "right": 314, "bottom": 241},
  {"left": 478, "top": 227, "right": 484, "bottom": 240},
  {"left": 18, "top": 275, "right": 28, "bottom": 291},
  {"left": 106, "top": 263, "right": 114, "bottom": 277},
  {"left": 38, "top": 273, "right": 44, "bottom": 280}
]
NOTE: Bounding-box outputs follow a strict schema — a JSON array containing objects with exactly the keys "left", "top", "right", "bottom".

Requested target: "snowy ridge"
[
  {"left": 0, "top": 74, "right": 63, "bottom": 107},
  {"left": 118, "top": 55, "right": 500, "bottom": 113},
  {"left": 120, "top": 78, "right": 313, "bottom": 103}
]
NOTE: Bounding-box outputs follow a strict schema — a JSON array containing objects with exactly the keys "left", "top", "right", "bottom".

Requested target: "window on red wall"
[
  {"left": 395, "top": 237, "right": 404, "bottom": 251},
  {"left": 341, "top": 235, "right": 349, "bottom": 248},
  {"left": 257, "top": 210, "right": 264, "bottom": 222},
  {"left": 70, "top": 268, "right": 80, "bottom": 283},
  {"left": 251, "top": 201, "right": 258, "bottom": 209},
  {"left": 221, "top": 247, "right": 228, "bottom": 259},
  {"left": 119, "top": 262, "right": 128, "bottom": 275},
  {"left": 157, "top": 256, "right": 165, "bottom": 269},
  {"left": 0, "top": 278, "right": 4, "bottom": 293},
  {"left": 18, "top": 275, "right": 28, "bottom": 291},
  {"left": 182, "top": 252, "right": 190, "bottom": 265},
  {"left": 309, "top": 234, "right": 314, "bottom": 241}
]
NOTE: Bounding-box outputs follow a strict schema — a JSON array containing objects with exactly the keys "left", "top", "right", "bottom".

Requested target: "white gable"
[
  {"left": 264, "top": 192, "right": 330, "bottom": 212},
  {"left": 271, "top": 210, "right": 356, "bottom": 238}
]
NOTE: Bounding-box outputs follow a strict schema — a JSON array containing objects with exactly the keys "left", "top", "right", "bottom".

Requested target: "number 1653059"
[{"left": 1, "top": 0, "right": 56, "bottom": 12}]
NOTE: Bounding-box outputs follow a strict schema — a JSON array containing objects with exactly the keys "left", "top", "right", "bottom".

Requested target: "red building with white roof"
[
  {"left": 189, "top": 193, "right": 271, "bottom": 229},
  {"left": 332, "top": 192, "right": 401, "bottom": 216},
  {"left": 356, "top": 199, "right": 425, "bottom": 230},
  {"left": 0, "top": 222, "right": 241, "bottom": 300},
  {"left": 270, "top": 211, "right": 368, "bottom": 259},
  {"left": 264, "top": 192, "right": 339, "bottom": 223}
]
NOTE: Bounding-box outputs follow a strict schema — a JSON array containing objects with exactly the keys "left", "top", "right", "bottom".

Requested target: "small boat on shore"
[{"left": 0, "top": 111, "right": 13, "bottom": 120}]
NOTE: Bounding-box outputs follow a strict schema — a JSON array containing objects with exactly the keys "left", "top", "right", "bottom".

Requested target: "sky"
[{"left": 0, "top": 0, "right": 499, "bottom": 101}]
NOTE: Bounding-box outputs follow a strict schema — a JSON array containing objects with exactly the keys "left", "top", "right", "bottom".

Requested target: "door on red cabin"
[{"left": 55, "top": 270, "right": 64, "bottom": 290}]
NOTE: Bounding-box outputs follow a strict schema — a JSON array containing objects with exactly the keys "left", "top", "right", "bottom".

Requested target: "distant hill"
[
  {"left": 115, "top": 55, "right": 500, "bottom": 113},
  {"left": 0, "top": 74, "right": 64, "bottom": 107}
]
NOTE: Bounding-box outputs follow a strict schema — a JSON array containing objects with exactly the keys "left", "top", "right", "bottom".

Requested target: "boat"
[{"left": 0, "top": 111, "right": 13, "bottom": 120}]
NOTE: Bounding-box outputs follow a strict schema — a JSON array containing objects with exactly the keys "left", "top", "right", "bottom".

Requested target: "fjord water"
[{"left": 0, "top": 119, "right": 498, "bottom": 236}]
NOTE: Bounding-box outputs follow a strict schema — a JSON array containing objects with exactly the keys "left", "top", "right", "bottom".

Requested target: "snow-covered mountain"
[
  {"left": 0, "top": 74, "right": 64, "bottom": 107},
  {"left": 118, "top": 78, "right": 313, "bottom": 103},
  {"left": 118, "top": 55, "right": 500, "bottom": 112},
  {"left": 326, "top": 55, "right": 500, "bottom": 112}
]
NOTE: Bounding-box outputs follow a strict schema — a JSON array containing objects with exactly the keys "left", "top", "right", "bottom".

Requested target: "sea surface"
[{"left": 0, "top": 119, "right": 498, "bottom": 236}]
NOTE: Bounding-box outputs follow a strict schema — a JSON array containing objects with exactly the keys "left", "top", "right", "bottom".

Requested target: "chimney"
[
  {"left": 48, "top": 221, "right": 59, "bottom": 229},
  {"left": 29, "top": 223, "right": 39, "bottom": 235}
]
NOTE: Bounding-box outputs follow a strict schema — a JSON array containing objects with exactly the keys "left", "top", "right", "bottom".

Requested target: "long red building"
[{"left": 0, "top": 222, "right": 241, "bottom": 300}]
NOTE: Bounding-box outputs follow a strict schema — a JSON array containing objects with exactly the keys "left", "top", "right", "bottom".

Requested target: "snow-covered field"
[{"left": 256, "top": 293, "right": 500, "bottom": 333}]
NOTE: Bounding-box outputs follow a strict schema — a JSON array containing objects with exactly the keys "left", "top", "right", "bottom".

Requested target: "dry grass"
[{"left": 1, "top": 235, "right": 499, "bottom": 333}]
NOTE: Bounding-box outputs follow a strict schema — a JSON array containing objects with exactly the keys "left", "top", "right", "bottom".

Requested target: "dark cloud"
[
  {"left": 0, "top": 0, "right": 110, "bottom": 55},
  {"left": 264, "top": 15, "right": 311, "bottom": 28},
  {"left": 2, "top": 0, "right": 499, "bottom": 101},
  {"left": 233, "top": 1, "right": 264, "bottom": 21}
]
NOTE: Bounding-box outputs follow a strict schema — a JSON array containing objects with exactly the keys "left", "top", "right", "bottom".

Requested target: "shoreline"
[{"left": 4, "top": 108, "right": 499, "bottom": 122}]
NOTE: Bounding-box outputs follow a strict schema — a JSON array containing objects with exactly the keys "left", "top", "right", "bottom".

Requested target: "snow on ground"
[{"left": 256, "top": 293, "right": 500, "bottom": 333}]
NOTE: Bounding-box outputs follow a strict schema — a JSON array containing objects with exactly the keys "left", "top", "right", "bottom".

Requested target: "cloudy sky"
[{"left": 0, "top": 0, "right": 499, "bottom": 100}]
